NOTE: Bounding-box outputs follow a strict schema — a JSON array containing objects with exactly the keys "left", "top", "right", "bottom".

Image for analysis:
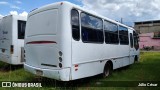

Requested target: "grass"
[{"left": 0, "top": 52, "right": 160, "bottom": 90}]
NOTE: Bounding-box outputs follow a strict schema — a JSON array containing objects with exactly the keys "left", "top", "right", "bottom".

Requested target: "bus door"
[{"left": 17, "top": 20, "right": 26, "bottom": 63}]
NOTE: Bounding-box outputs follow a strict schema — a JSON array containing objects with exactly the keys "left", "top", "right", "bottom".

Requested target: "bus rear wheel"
[{"left": 103, "top": 62, "right": 112, "bottom": 78}]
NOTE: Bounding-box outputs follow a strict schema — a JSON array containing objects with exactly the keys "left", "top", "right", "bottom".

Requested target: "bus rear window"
[{"left": 18, "top": 20, "right": 26, "bottom": 39}]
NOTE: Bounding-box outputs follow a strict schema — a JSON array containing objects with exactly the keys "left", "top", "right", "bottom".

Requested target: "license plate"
[{"left": 36, "top": 70, "right": 43, "bottom": 76}]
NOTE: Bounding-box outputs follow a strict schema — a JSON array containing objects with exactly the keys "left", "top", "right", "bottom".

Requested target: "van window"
[{"left": 18, "top": 20, "right": 26, "bottom": 39}]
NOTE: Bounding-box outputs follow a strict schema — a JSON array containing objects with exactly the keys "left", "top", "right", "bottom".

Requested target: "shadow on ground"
[{"left": 0, "top": 62, "right": 23, "bottom": 72}]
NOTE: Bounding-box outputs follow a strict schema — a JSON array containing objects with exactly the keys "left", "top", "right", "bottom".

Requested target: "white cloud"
[
  {"left": 80, "top": 0, "right": 160, "bottom": 26},
  {"left": 11, "top": 5, "right": 20, "bottom": 9},
  {"left": 19, "top": 11, "right": 28, "bottom": 17},
  {"left": 10, "top": 11, "right": 18, "bottom": 15},
  {"left": 0, "top": 14, "right": 3, "bottom": 17},
  {"left": 0, "top": 14, "right": 3, "bottom": 19},
  {"left": 0, "top": 1, "right": 9, "bottom": 5},
  {"left": 15, "top": 1, "right": 22, "bottom": 4},
  {"left": 9, "top": 11, "right": 28, "bottom": 17},
  {"left": 0, "top": 1, "right": 21, "bottom": 10}
]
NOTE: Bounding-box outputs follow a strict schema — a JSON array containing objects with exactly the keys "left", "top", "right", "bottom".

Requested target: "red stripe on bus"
[{"left": 26, "top": 41, "right": 57, "bottom": 44}]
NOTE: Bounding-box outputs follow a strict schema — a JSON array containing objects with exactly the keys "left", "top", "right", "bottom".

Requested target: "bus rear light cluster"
[
  {"left": 59, "top": 57, "right": 62, "bottom": 62},
  {"left": 75, "top": 64, "right": 78, "bottom": 71},
  {"left": 75, "top": 64, "right": 78, "bottom": 67},
  {"left": 59, "top": 63, "right": 62, "bottom": 68},
  {"left": 59, "top": 51, "right": 63, "bottom": 68},
  {"left": 26, "top": 41, "right": 56, "bottom": 44},
  {"left": 59, "top": 51, "right": 63, "bottom": 56}
]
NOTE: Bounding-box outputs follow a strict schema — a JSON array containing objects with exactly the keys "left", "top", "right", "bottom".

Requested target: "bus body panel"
[
  {"left": 0, "top": 15, "right": 26, "bottom": 65},
  {"left": 72, "top": 43, "right": 130, "bottom": 65},
  {"left": 24, "top": 3, "right": 72, "bottom": 80},
  {"left": 0, "top": 16, "right": 13, "bottom": 64},
  {"left": 26, "top": 9, "right": 58, "bottom": 37},
  {"left": 24, "top": 63, "right": 70, "bottom": 81},
  {"left": 71, "top": 41, "right": 130, "bottom": 79},
  {"left": 25, "top": 40, "right": 59, "bottom": 69},
  {"left": 25, "top": 8, "right": 60, "bottom": 68},
  {"left": 71, "top": 60, "right": 105, "bottom": 80}
]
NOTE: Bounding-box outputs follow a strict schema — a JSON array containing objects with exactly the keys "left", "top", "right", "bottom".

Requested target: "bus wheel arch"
[{"left": 103, "top": 60, "right": 113, "bottom": 78}]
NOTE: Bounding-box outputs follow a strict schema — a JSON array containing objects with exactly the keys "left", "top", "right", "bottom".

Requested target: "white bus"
[
  {"left": 0, "top": 15, "right": 27, "bottom": 65},
  {"left": 24, "top": 1, "right": 139, "bottom": 81}
]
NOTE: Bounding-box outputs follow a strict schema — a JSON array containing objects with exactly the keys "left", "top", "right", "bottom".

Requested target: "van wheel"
[{"left": 103, "top": 63, "right": 112, "bottom": 78}]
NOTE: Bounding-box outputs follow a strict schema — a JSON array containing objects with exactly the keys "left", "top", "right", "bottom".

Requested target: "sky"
[{"left": 0, "top": 0, "right": 160, "bottom": 26}]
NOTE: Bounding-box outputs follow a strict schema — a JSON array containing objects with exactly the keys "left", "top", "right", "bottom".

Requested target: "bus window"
[
  {"left": 71, "top": 9, "right": 80, "bottom": 41},
  {"left": 104, "top": 21, "right": 118, "bottom": 44},
  {"left": 130, "top": 33, "right": 133, "bottom": 48},
  {"left": 18, "top": 20, "right": 26, "bottom": 39},
  {"left": 119, "top": 26, "right": 129, "bottom": 45},
  {"left": 81, "top": 12, "right": 103, "bottom": 43}
]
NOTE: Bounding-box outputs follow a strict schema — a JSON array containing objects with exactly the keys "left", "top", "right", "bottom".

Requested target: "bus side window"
[
  {"left": 81, "top": 12, "right": 103, "bottom": 43},
  {"left": 71, "top": 9, "right": 80, "bottom": 41},
  {"left": 104, "top": 21, "right": 118, "bottom": 44},
  {"left": 119, "top": 26, "right": 129, "bottom": 45},
  {"left": 130, "top": 33, "right": 133, "bottom": 48}
]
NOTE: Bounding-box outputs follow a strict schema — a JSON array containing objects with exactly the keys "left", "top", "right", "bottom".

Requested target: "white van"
[{"left": 0, "top": 15, "right": 27, "bottom": 65}]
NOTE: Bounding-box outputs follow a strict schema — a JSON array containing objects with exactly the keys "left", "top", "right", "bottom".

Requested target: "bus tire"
[{"left": 103, "top": 62, "right": 112, "bottom": 78}]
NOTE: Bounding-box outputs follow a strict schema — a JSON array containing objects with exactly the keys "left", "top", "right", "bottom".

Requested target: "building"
[{"left": 134, "top": 20, "right": 160, "bottom": 50}]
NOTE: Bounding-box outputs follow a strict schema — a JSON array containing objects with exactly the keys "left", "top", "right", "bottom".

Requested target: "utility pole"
[{"left": 121, "top": 18, "right": 123, "bottom": 23}]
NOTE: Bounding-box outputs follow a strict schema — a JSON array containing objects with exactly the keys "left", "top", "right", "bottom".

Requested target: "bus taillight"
[{"left": 10, "top": 45, "right": 14, "bottom": 54}]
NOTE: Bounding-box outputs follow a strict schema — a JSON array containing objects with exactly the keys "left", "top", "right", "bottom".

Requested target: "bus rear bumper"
[{"left": 24, "top": 63, "right": 71, "bottom": 81}]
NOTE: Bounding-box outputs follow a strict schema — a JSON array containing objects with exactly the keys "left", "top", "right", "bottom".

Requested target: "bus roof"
[{"left": 1, "top": 14, "right": 27, "bottom": 20}]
